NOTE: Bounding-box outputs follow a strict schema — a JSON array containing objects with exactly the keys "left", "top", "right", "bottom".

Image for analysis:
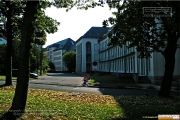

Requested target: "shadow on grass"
[
  {"left": 0, "top": 84, "right": 13, "bottom": 88},
  {"left": 90, "top": 75, "right": 180, "bottom": 119},
  {"left": 0, "top": 111, "right": 24, "bottom": 120}
]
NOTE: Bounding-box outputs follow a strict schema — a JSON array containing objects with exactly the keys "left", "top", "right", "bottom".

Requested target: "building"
[
  {"left": 46, "top": 38, "right": 75, "bottom": 71},
  {"left": 0, "top": 38, "right": 6, "bottom": 45},
  {"left": 98, "top": 32, "right": 180, "bottom": 84},
  {"left": 76, "top": 27, "right": 110, "bottom": 73},
  {"left": 76, "top": 26, "right": 180, "bottom": 84}
]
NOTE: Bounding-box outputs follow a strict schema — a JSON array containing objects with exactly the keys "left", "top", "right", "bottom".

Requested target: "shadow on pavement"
[{"left": 47, "top": 73, "right": 83, "bottom": 77}]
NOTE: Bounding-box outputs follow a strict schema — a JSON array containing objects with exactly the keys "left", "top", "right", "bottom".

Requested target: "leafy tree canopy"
[
  {"left": 0, "top": 0, "right": 60, "bottom": 45},
  {"left": 104, "top": 0, "right": 180, "bottom": 58},
  {"left": 102, "top": 0, "right": 180, "bottom": 97},
  {"left": 63, "top": 51, "right": 76, "bottom": 72}
]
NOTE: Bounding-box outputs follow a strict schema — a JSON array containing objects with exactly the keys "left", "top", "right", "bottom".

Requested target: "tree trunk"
[
  {"left": 158, "top": 33, "right": 178, "bottom": 97},
  {"left": 5, "top": 1, "right": 12, "bottom": 86},
  {"left": 2, "top": 1, "right": 39, "bottom": 119}
]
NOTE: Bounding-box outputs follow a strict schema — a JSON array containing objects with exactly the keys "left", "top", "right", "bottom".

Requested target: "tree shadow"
[
  {"left": 47, "top": 73, "right": 84, "bottom": 77},
  {"left": 0, "top": 111, "right": 24, "bottom": 120},
  {"left": 97, "top": 87, "right": 180, "bottom": 120},
  {"left": 0, "top": 84, "right": 13, "bottom": 88}
]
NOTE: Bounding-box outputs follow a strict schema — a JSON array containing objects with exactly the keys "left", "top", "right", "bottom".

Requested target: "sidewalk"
[{"left": 137, "top": 83, "right": 179, "bottom": 92}]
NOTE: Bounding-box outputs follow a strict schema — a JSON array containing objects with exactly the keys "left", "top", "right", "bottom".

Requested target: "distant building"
[
  {"left": 76, "top": 27, "right": 110, "bottom": 73},
  {"left": 0, "top": 38, "right": 7, "bottom": 45},
  {"left": 46, "top": 38, "right": 75, "bottom": 71}
]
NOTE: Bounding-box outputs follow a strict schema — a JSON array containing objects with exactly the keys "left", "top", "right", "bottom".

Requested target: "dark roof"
[
  {"left": 76, "top": 27, "right": 110, "bottom": 43},
  {"left": 46, "top": 38, "right": 75, "bottom": 51}
]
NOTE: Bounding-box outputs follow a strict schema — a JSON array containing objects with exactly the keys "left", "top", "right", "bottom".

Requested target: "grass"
[
  {"left": 0, "top": 75, "right": 17, "bottom": 80},
  {"left": 0, "top": 75, "right": 35, "bottom": 81},
  {"left": 0, "top": 86, "right": 179, "bottom": 120},
  {"left": 0, "top": 86, "right": 123, "bottom": 120},
  {"left": 89, "top": 75, "right": 142, "bottom": 89}
]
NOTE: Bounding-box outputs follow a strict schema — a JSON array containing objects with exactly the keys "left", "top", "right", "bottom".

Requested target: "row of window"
[
  {"left": 99, "top": 38, "right": 109, "bottom": 51},
  {"left": 54, "top": 61, "right": 61, "bottom": 66},
  {"left": 54, "top": 51, "right": 62, "bottom": 56},
  {"left": 99, "top": 45, "right": 135, "bottom": 61},
  {"left": 99, "top": 56, "right": 136, "bottom": 73},
  {"left": 53, "top": 56, "right": 62, "bottom": 61}
]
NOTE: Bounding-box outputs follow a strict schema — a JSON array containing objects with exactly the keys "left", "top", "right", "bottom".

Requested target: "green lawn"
[
  {"left": 0, "top": 75, "right": 35, "bottom": 81},
  {"left": 0, "top": 86, "right": 179, "bottom": 120}
]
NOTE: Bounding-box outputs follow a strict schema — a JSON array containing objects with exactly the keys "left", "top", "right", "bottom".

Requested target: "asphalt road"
[
  {"left": 0, "top": 73, "right": 179, "bottom": 96},
  {"left": 30, "top": 73, "right": 84, "bottom": 87}
]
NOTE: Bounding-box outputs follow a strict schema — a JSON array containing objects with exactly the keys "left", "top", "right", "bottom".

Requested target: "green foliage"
[
  {"left": 0, "top": 0, "right": 60, "bottom": 45},
  {"left": 0, "top": 40, "right": 20, "bottom": 73},
  {"left": 30, "top": 45, "right": 50, "bottom": 74},
  {"left": 42, "top": 54, "right": 49, "bottom": 74},
  {"left": 62, "top": 51, "right": 76, "bottom": 72},
  {"left": 105, "top": 1, "right": 180, "bottom": 58},
  {"left": 48, "top": 61, "right": 55, "bottom": 71},
  {"left": 33, "top": 9, "right": 60, "bottom": 45},
  {"left": 12, "top": 39, "right": 20, "bottom": 69},
  {"left": 30, "top": 44, "right": 40, "bottom": 72}
]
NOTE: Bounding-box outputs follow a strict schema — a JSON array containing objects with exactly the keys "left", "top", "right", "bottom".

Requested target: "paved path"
[
  {"left": 0, "top": 73, "right": 179, "bottom": 96},
  {"left": 30, "top": 73, "right": 84, "bottom": 87}
]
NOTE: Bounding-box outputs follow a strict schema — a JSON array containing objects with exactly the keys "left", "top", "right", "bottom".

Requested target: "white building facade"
[
  {"left": 76, "top": 26, "right": 180, "bottom": 84},
  {"left": 76, "top": 27, "right": 110, "bottom": 73},
  {"left": 98, "top": 36, "right": 180, "bottom": 84}
]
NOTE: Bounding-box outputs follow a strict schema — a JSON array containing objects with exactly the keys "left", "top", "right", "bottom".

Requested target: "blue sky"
[{"left": 44, "top": 5, "right": 116, "bottom": 47}]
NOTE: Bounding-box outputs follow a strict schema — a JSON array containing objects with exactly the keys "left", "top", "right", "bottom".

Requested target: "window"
[
  {"left": 94, "top": 54, "right": 98, "bottom": 61},
  {"left": 86, "top": 42, "right": 91, "bottom": 52},
  {"left": 148, "top": 58, "right": 151, "bottom": 71},
  {"left": 94, "top": 44, "right": 98, "bottom": 51}
]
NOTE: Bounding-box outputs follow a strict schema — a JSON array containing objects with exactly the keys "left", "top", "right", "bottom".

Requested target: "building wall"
[
  {"left": 53, "top": 50, "right": 62, "bottom": 71},
  {"left": 98, "top": 38, "right": 140, "bottom": 74},
  {"left": 47, "top": 47, "right": 56, "bottom": 62},
  {"left": 174, "top": 47, "right": 180, "bottom": 77},
  {"left": 47, "top": 48, "right": 69, "bottom": 72},
  {"left": 151, "top": 46, "right": 180, "bottom": 83},
  {"left": 62, "top": 50, "right": 67, "bottom": 71},
  {"left": 76, "top": 38, "right": 99, "bottom": 73},
  {"left": 97, "top": 37, "right": 175, "bottom": 83},
  {"left": 76, "top": 42, "right": 82, "bottom": 72}
]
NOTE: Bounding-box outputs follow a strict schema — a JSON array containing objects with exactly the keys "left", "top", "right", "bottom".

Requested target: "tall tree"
[
  {"left": 5, "top": 1, "right": 13, "bottom": 85},
  {"left": 2, "top": 1, "right": 39, "bottom": 119},
  {"left": 0, "top": 0, "right": 25, "bottom": 86},
  {"left": 1, "top": 0, "right": 85, "bottom": 119},
  {"left": 104, "top": 1, "right": 180, "bottom": 97}
]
